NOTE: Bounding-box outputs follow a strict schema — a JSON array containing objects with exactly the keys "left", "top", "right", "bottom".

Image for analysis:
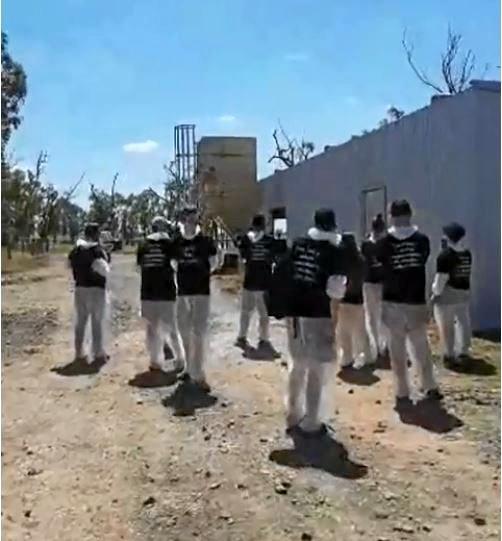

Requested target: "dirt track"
[{"left": 2, "top": 253, "right": 500, "bottom": 541}]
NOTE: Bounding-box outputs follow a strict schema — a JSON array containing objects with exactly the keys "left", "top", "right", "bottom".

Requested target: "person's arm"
[
  {"left": 136, "top": 242, "right": 144, "bottom": 270},
  {"left": 374, "top": 237, "right": 387, "bottom": 264},
  {"left": 422, "top": 235, "right": 431, "bottom": 264},
  {"left": 432, "top": 251, "right": 451, "bottom": 298},
  {"left": 208, "top": 238, "right": 219, "bottom": 273},
  {"left": 239, "top": 235, "right": 251, "bottom": 261},
  {"left": 167, "top": 239, "right": 179, "bottom": 272},
  {"left": 91, "top": 247, "right": 110, "bottom": 277},
  {"left": 67, "top": 249, "right": 74, "bottom": 270},
  {"left": 326, "top": 245, "right": 347, "bottom": 300}
]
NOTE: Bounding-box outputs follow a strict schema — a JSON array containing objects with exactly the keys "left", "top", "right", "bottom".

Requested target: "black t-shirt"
[
  {"left": 68, "top": 243, "right": 109, "bottom": 289},
  {"left": 342, "top": 254, "right": 365, "bottom": 305},
  {"left": 175, "top": 234, "right": 217, "bottom": 296},
  {"left": 240, "top": 233, "right": 278, "bottom": 291},
  {"left": 376, "top": 231, "right": 430, "bottom": 304},
  {"left": 290, "top": 237, "right": 346, "bottom": 318},
  {"left": 361, "top": 238, "right": 383, "bottom": 284},
  {"left": 137, "top": 236, "right": 177, "bottom": 301},
  {"left": 436, "top": 247, "right": 472, "bottom": 291}
]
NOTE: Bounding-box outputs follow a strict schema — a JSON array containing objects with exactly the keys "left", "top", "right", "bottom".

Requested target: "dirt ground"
[{"left": 2, "top": 253, "right": 500, "bottom": 541}]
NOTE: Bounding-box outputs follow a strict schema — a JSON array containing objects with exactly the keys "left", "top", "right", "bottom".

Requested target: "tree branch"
[
  {"left": 64, "top": 171, "right": 86, "bottom": 200},
  {"left": 402, "top": 29, "right": 445, "bottom": 94}
]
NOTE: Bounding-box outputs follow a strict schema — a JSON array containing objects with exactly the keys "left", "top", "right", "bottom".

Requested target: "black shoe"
[
  {"left": 297, "top": 423, "right": 328, "bottom": 438},
  {"left": 426, "top": 388, "right": 444, "bottom": 401},
  {"left": 395, "top": 396, "right": 413, "bottom": 410},
  {"left": 443, "top": 355, "right": 457, "bottom": 369},
  {"left": 235, "top": 337, "right": 250, "bottom": 350},
  {"left": 258, "top": 340, "right": 281, "bottom": 359},
  {"left": 177, "top": 370, "right": 191, "bottom": 382},
  {"left": 193, "top": 379, "right": 211, "bottom": 394}
]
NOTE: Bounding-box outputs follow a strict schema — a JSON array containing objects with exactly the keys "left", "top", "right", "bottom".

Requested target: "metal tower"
[{"left": 174, "top": 124, "right": 197, "bottom": 189}]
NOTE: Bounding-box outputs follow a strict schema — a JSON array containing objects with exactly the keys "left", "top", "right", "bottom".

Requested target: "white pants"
[
  {"left": 337, "top": 303, "right": 372, "bottom": 367},
  {"left": 177, "top": 295, "right": 210, "bottom": 381},
  {"left": 141, "top": 300, "right": 185, "bottom": 368},
  {"left": 382, "top": 302, "right": 437, "bottom": 398},
  {"left": 238, "top": 289, "right": 269, "bottom": 342},
  {"left": 433, "top": 303, "right": 471, "bottom": 358},
  {"left": 363, "top": 282, "right": 387, "bottom": 358},
  {"left": 286, "top": 318, "right": 334, "bottom": 432},
  {"left": 74, "top": 287, "right": 108, "bottom": 359}
]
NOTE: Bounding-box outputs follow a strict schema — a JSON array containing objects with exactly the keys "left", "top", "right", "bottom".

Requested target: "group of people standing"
[{"left": 67, "top": 198, "right": 472, "bottom": 438}]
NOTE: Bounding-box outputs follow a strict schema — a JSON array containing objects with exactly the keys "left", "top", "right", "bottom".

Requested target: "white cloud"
[
  {"left": 13, "top": 161, "right": 33, "bottom": 172},
  {"left": 217, "top": 114, "right": 236, "bottom": 123},
  {"left": 122, "top": 140, "right": 159, "bottom": 153},
  {"left": 284, "top": 52, "right": 310, "bottom": 62}
]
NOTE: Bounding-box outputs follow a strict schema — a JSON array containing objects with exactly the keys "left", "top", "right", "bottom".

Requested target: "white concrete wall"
[{"left": 261, "top": 86, "right": 500, "bottom": 330}]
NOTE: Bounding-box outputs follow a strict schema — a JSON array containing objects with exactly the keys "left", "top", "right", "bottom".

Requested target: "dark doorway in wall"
[
  {"left": 271, "top": 207, "right": 287, "bottom": 239},
  {"left": 360, "top": 186, "right": 387, "bottom": 237}
]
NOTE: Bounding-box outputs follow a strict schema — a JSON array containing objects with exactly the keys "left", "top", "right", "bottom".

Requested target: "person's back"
[
  {"left": 175, "top": 230, "right": 216, "bottom": 296},
  {"left": 68, "top": 239, "right": 109, "bottom": 289},
  {"left": 236, "top": 214, "right": 280, "bottom": 356},
  {"left": 432, "top": 222, "right": 472, "bottom": 367},
  {"left": 377, "top": 200, "right": 440, "bottom": 405},
  {"left": 137, "top": 232, "right": 176, "bottom": 302},
  {"left": 137, "top": 217, "right": 185, "bottom": 373},
  {"left": 338, "top": 233, "right": 372, "bottom": 368},
  {"left": 240, "top": 230, "right": 277, "bottom": 291},
  {"left": 290, "top": 233, "right": 344, "bottom": 318},
  {"left": 361, "top": 235, "right": 384, "bottom": 285},
  {"left": 437, "top": 246, "right": 472, "bottom": 303},
  {"left": 67, "top": 223, "right": 109, "bottom": 363},
  {"left": 377, "top": 228, "right": 430, "bottom": 305},
  {"left": 285, "top": 208, "right": 347, "bottom": 437}
]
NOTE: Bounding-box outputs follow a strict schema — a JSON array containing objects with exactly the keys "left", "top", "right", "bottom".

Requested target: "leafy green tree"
[{"left": 2, "top": 32, "right": 27, "bottom": 159}]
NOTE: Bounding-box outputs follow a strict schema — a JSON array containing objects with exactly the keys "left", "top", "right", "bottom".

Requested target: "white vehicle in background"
[{"left": 100, "top": 230, "right": 122, "bottom": 253}]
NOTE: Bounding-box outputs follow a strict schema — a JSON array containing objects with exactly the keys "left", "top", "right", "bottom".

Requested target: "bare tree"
[
  {"left": 268, "top": 122, "right": 315, "bottom": 168},
  {"left": 402, "top": 26, "right": 478, "bottom": 95}
]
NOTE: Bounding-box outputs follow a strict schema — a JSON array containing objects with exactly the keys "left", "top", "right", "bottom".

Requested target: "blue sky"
[{"left": 3, "top": 0, "right": 500, "bottom": 207}]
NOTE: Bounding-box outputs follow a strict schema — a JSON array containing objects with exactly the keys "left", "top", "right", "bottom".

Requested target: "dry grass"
[{"left": 1, "top": 249, "right": 49, "bottom": 275}]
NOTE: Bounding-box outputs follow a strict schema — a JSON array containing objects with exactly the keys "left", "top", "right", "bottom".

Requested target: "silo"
[{"left": 197, "top": 136, "right": 262, "bottom": 234}]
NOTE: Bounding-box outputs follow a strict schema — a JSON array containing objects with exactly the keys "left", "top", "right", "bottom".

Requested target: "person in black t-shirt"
[
  {"left": 174, "top": 205, "right": 217, "bottom": 392},
  {"left": 68, "top": 223, "right": 110, "bottom": 364},
  {"left": 286, "top": 208, "right": 347, "bottom": 437},
  {"left": 337, "top": 233, "right": 372, "bottom": 369},
  {"left": 376, "top": 200, "right": 442, "bottom": 406},
  {"left": 361, "top": 213, "right": 387, "bottom": 359},
  {"left": 137, "top": 217, "right": 186, "bottom": 372},
  {"left": 432, "top": 222, "right": 472, "bottom": 368},
  {"left": 235, "top": 214, "right": 280, "bottom": 358}
]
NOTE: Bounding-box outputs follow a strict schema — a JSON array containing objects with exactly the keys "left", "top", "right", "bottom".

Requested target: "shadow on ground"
[
  {"left": 269, "top": 432, "right": 368, "bottom": 479},
  {"left": 128, "top": 369, "right": 178, "bottom": 388},
  {"left": 242, "top": 346, "right": 278, "bottom": 362},
  {"left": 162, "top": 381, "right": 218, "bottom": 416},
  {"left": 473, "top": 329, "right": 500, "bottom": 343},
  {"left": 51, "top": 356, "right": 107, "bottom": 376},
  {"left": 446, "top": 356, "right": 497, "bottom": 376},
  {"left": 396, "top": 398, "right": 463, "bottom": 433},
  {"left": 337, "top": 365, "right": 380, "bottom": 386},
  {"left": 375, "top": 353, "right": 391, "bottom": 370}
]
